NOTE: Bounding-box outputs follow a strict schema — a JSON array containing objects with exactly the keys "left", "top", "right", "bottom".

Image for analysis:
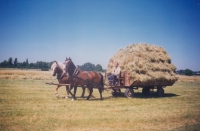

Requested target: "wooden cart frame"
[{"left": 105, "top": 71, "right": 176, "bottom": 98}]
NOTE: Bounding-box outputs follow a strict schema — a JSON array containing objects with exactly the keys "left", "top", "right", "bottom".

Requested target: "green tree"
[
  {"left": 26, "top": 58, "right": 29, "bottom": 69},
  {"left": 95, "top": 64, "right": 103, "bottom": 71},
  {"left": 0, "top": 60, "right": 8, "bottom": 68},
  {"left": 14, "top": 58, "right": 18, "bottom": 68},
  {"left": 22, "top": 61, "right": 27, "bottom": 69},
  {"left": 80, "top": 62, "right": 95, "bottom": 71},
  {"left": 34, "top": 61, "right": 49, "bottom": 70},
  {"left": 29, "top": 63, "right": 35, "bottom": 69},
  {"left": 0, "top": 58, "right": 51, "bottom": 70},
  {"left": 8, "top": 57, "right": 13, "bottom": 68},
  {"left": 185, "top": 69, "right": 193, "bottom": 76}
]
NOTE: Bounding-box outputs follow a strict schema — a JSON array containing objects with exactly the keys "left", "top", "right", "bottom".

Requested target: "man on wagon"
[{"left": 108, "top": 62, "right": 121, "bottom": 86}]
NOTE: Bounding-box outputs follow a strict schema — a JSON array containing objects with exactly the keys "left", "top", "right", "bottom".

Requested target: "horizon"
[
  {"left": 1, "top": 0, "right": 200, "bottom": 70},
  {"left": 1, "top": 55, "right": 200, "bottom": 71}
]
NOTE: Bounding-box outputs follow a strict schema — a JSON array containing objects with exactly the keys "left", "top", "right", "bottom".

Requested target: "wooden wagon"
[{"left": 105, "top": 71, "right": 176, "bottom": 98}]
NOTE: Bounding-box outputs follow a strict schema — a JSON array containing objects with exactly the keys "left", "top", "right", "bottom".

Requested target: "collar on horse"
[
  {"left": 68, "top": 67, "right": 91, "bottom": 86},
  {"left": 68, "top": 67, "right": 80, "bottom": 81},
  {"left": 72, "top": 67, "right": 80, "bottom": 77}
]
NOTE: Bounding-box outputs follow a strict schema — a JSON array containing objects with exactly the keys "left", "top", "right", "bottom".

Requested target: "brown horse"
[
  {"left": 64, "top": 57, "right": 104, "bottom": 100},
  {"left": 51, "top": 61, "right": 87, "bottom": 98}
]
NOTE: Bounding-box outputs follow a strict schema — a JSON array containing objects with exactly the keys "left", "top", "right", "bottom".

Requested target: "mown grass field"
[{"left": 0, "top": 69, "right": 200, "bottom": 131}]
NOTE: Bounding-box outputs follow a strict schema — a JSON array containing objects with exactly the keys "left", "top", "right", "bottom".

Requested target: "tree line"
[
  {"left": 0, "top": 57, "right": 104, "bottom": 72},
  {"left": 78, "top": 62, "right": 104, "bottom": 72},
  {"left": 0, "top": 57, "right": 52, "bottom": 71},
  {"left": 176, "top": 69, "right": 200, "bottom": 76},
  {"left": 1, "top": 57, "right": 199, "bottom": 74}
]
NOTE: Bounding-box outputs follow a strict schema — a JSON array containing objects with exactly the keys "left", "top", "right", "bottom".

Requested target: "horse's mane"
[
  {"left": 51, "top": 61, "right": 65, "bottom": 70},
  {"left": 57, "top": 62, "right": 65, "bottom": 70}
]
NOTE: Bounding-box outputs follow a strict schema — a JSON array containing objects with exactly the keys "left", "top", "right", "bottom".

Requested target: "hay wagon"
[
  {"left": 46, "top": 71, "right": 176, "bottom": 99},
  {"left": 105, "top": 71, "right": 176, "bottom": 98},
  {"left": 106, "top": 43, "right": 178, "bottom": 98}
]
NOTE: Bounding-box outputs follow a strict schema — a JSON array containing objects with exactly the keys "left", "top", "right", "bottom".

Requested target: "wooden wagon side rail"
[
  {"left": 46, "top": 82, "right": 71, "bottom": 86},
  {"left": 45, "top": 82, "right": 98, "bottom": 89},
  {"left": 46, "top": 82, "right": 116, "bottom": 91}
]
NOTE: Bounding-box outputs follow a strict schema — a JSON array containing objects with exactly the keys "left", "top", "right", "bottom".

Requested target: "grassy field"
[{"left": 0, "top": 69, "right": 200, "bottom": 131}]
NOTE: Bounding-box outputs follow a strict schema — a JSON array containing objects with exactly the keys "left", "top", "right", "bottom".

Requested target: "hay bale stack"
[{"left": 107, "top": 43, "right": 178, "bottom": 85}]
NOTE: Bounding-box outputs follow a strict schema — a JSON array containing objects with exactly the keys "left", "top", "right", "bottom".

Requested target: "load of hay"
[{"left": 107, "top": 43, "right": 178, "bottom": 86}]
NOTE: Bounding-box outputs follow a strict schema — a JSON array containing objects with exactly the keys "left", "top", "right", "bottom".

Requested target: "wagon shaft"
[{"left": 46, "top": 82, "right": 71, "bottom": 86}]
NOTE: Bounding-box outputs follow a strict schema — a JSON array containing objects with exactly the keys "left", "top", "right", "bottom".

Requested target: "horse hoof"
[
  {"left": 55, "top": 93, "right": 59, "bottom": 98},
  {"left": 71, "top": 98, "right": 75, "bottom": 101},
  {"left": 65, "top": 96, "right": 69, "bottom": 99}
]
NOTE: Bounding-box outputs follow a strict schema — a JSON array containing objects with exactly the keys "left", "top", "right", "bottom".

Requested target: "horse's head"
[
  {"left": 65, "top": 57, "right": 76, "bottom": 76},
  {"left": 51, "top": 61, "right": 58, "bottom": 76},
  {"left": 65, "top": 57, "right": 71, "bottom": 67},
  {"left": 51, "top": 61, "right": 64, "bottom": 77}
]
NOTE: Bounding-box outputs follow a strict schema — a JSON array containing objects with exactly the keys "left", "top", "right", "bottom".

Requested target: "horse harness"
[
  {"left": 63, "top": 60, "right": 103, "bottom": 88},
  {"left": 69, "top": 68, "right": 89, "bottom": 83},
  {"left": 69, "top": 69, "right": 102, "bottom": 88}
]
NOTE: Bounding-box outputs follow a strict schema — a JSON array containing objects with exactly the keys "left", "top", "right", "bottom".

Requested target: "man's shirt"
[{"left": 112, "top": 66, "right": 121, "bottom": 77}]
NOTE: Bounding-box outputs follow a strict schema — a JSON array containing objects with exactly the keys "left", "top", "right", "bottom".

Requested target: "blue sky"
[{"left": 0, "top": 0, "right": 200, "bottom": 70}]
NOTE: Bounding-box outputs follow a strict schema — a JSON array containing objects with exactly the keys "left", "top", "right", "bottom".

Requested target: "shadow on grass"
[
  {"left": 56, "top": 91, "right": 179, "bottom": 100},
  {"left": 111, "top": 91, "right": 179, "bottom": 99},
  {"left": 167, "top": 124, "right": 200, "bottom": 131},
  {"left": 78, "top": 96, "right": 113, "bottom": 101},
  {"left": 134, "top": 92, "right": 179, "bottom": 98},
  {"left": 57, "top": 95, "right": 113, "bottom": 101}
]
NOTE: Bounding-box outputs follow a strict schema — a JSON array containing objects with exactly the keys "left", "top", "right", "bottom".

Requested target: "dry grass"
[
  {"left": 107, "top": 44, "right": 178, "bottom": 84},
  {"left": 177, "top": 75, "right": 200, "bottom": 83},
  {"left": 0, "top": 69, "right": 54, "bottom": 80},
  {"left": 0, "top": 69, "right": 200, "bottom": 130}
]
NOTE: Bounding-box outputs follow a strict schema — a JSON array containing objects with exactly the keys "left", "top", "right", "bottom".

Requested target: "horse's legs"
[
  {"left": 86, "top": 88, "right": 95, "bottom": 98},
  {"left": 98, "top": 88, "right": 103, "bottom": 100},
  {"left": 73, "top": 84, "right": 78, "bottom": 100},
  {"left": 86, "top": 87, "right": 93, "bottom": 100},
  {"left": 67, "top": 84, "right": 74, "bottom": 99},
  {"left": 55, "top": 85, "right": 60, "bottom": 98},
  {"left": 70, "top": 84, "right": 74, "bottom": 91},
  {"left": 80, "top": 86, "right": 85, "bottom": 98},
  {"left": 65, "top": 86, "right": 70, "bottom": 98}
]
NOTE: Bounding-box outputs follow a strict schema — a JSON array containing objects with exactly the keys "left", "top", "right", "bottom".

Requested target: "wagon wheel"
[
  {"left": 157, "top": 86, "right": 164, "bottom": 97},
  {"left": 124, "top": 88, "right": 134, "bottom": 98},
  {"left": 142, "top": 87, "right": 150, "bottom": 95}
]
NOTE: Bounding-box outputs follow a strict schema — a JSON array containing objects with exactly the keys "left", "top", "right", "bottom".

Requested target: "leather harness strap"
[
  {"left": 69, "top": 72, "right": 102, "bottom": 88},
  {"left": 72, "top": 67, "right": 80, "bottom": 76},
  {"left": 85, "top": 71, "right": 88, "bottom": 82}
]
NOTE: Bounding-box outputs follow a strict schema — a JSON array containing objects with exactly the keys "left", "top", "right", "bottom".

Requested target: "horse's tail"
[{"left": 99, "top": 73, "right": 104, "bottom": 90}]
